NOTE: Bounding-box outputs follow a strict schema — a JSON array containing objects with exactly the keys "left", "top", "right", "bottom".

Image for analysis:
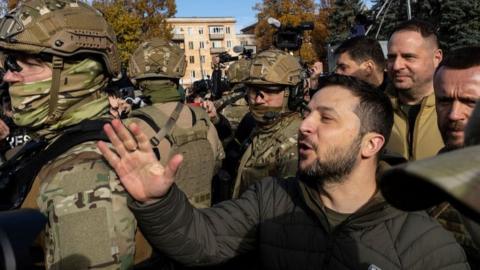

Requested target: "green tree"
[
  {"left": 92, "top": 0, "right": 176, "bottom": 63},
  {"left": 368, "top": 0, "right": 479, "bottom": 51},
  {"left": 439, "top": 0, "right": 480, "bottom": 50},
  {"left": 327, "top": 0, "right": 365, "bottom": 44},
  {"left": 254, "top": 0, "right": 318, "bottom": 62}
]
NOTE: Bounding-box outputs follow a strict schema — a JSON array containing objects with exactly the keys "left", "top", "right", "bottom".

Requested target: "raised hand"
[{"left": 97, "top": 119, "right": 183, "bottom": 203}]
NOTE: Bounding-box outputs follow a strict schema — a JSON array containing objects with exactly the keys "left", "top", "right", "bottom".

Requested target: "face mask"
[
  {"left": 9, "top": 58, "right": 109, "bottom": 132},
  {"left": 138, "top": 79, "right": 181, "bottom": 104},
  {"left": 9, "top": 79, "right": 51, "bottom": 127},
  {"left": 249, "top": 103, "right": 283, "bottom": 125}
]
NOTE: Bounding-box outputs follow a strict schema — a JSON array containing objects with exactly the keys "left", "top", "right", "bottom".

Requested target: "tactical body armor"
[
  {"left": 0, "top": 1, "right": 140, "bottom": 269},
  {"left": 233, "top": 113, "right": 301, "bottom": 197},
  {"left": 218, "top": 59, "right": 251, "bottom": 133},
  {"left": 127, "top": 103, "right": 217, "bottom": 208},
  {"left": 232, "top": 49, "right": 303, "bottom": 198},
  {"left": 128, "top": 37, "right": 223, "bottom": 209}
]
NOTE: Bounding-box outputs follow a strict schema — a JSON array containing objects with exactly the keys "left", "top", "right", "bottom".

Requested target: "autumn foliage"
[
  {"left": 254, "top": 0, "right": 331, "bottom": 63},
  {"left": 92, "top": 0, "right": 176, "bottom": 63}
]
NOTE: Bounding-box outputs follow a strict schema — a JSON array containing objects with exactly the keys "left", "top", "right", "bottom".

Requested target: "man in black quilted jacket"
[{"left": 98, "top": 75, "right": 469, "bottom": 270}]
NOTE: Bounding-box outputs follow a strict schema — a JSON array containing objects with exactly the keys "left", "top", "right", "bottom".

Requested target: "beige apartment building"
[{"left": 166, "top": 17, "right": 240, "bottom": 88}]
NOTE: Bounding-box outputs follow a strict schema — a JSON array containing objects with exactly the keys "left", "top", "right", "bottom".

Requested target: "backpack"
[{"left": 129, "top": 102, "right": 215, "bottom": 208}]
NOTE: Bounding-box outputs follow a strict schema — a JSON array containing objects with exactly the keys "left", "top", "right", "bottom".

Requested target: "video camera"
[
  {"left": 268, "top": 17, "right": 314, "bottom": 51},
  {"left": 218, "top": 46, "right": 254, "bottom": 64}
]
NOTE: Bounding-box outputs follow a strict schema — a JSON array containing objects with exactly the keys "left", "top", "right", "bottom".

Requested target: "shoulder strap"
[
  {"left": 38, "top": 119, "right": 110, "bottom": 164},
  {"left": 149, "top": 102, "right": 184, "bottom": 146},
  {"left": 0, "top": 119, "right": 110, "bottom": 210},
  {"left": 187, "top": 104, "right": 210, "bottom": 128}
]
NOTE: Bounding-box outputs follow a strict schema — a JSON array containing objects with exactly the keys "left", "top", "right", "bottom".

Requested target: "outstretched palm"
[{"left": 97, "top": 119, "right": 183, "bottom": 203}]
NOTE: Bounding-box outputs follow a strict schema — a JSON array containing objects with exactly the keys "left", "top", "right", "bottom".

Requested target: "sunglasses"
[{"left": 3, "top": 54, "right": 23, "bottom": 73}]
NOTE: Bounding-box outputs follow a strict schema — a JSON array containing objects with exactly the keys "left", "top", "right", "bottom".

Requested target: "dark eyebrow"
[{"left": 314, "top": 105, "right": 339, "bottom": 116}]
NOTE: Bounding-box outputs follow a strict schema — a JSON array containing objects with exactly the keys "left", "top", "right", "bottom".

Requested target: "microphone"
[{"left": 267, "top": 17, "right": 281, "bottom": 29}]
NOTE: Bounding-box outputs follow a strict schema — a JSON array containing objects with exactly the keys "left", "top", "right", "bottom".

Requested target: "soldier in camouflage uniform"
[
  {"left": 127, "top": 37, "right": 224, "bottom": 209},
  {"left": 218, "top": 59, "right": 251, "bottom": 134},
  {"left": 232, "top": 49, "right": 304, "bottom": 198},
  {"left": 0, "top": 0, "right": 139, "bottom": 268}
]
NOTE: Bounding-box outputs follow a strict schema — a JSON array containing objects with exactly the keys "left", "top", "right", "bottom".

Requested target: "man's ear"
[
  {"left": 361, "top": 60, "right": 375, "bottom": 77},
  {"left": 433, "top": 48, "right": 443, "bottom": 68},
  {"left": 361, "top": 132, "right": 385, "bottom": 158}
]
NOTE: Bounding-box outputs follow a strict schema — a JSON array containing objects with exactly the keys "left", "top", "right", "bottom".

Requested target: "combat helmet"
[
  {"left": 226, "top": 58, "right": 251, "bottom": 85},
  {"left": 0, "top": 0, "right": 120, "bottom": 77},
  {"left": 0, "top": 0, "right": 121, "bottom": 126},
  {"left": 128, "top": 37, "right": 186, "bottom": 81},
  {"left": 242, "top": 49, "right": 304, "bottom": 125},
  {"left": 243, "top": 49, "right": 302, "bottom": 86}
]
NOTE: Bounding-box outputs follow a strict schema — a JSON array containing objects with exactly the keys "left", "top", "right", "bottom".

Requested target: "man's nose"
[
  {"left": 254, "top": 91, "right": 265, "bottom": 103},
  {"left": 2, "top": 70, "right": 22, "bottom": 83},
  {"left": 448, "top": 101, "right": 466, "bottom": 121}
]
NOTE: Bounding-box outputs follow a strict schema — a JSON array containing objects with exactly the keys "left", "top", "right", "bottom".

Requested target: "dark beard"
[{"left": 298, "top": 135, "right": 361, "bottom": 185}]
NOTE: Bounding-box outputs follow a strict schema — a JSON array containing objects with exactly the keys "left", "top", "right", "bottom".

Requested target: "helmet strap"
[
  {"left": 282, "top": 88, "right": 290, "bottom": 112},
  {"left": 46, "top": 55, "right": 64, "bottom": 124}
]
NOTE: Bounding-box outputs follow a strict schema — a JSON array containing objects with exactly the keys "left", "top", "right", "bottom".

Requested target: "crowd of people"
[{"left": 0, "top": 0, "right": 479, "bottom": 269}]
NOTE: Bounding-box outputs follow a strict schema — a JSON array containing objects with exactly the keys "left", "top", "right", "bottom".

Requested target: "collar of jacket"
[
  {"left": 297, "top": 165, "right": 402, "bottom": 232},
  {"left": 255, "top": 112, "right": 300, "bottom": 134},
  {"left": 385, "top": 84, "right": 436, "bottom": 110}
]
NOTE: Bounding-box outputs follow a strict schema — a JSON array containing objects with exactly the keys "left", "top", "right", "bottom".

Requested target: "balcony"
[
  {"left": 209, "top": 33, "right": 225, "bottom": 40},
  {"left": 172, "top": 34, "right": 185, "bottom": 40},
  {"left": 210, "top": 47, "right": 226, "bottom": 54}
]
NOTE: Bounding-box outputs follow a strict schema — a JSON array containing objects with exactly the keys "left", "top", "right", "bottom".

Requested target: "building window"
[
  {"left": 199, "top": 41, "right": 205, "bottom": 49},
  {"left": 191, "top": 70, "right": 196, "bottom": 78},
  {"left": 226, "top": 26, "right": 231, "bottom": 34},
  {"left": 200, "top": 55, "right": 206, "bottom": 63},
  {"left": 227, "top": 40, "right": 232, "bottom": 48},
  {"left": 188, "top": 41, "right": 194, "bottom": 50},
  {"left": 212, "top": 41, "right": 222, "bottom": 48},
  {"left": 199, "top": 27, "right": 204, "bottom": 34},
  {"left": 209, "top": 26, "right": 224, "bottom": 34},
  {"left": 187, "top": 27, "right": 193, "bottom": 35},
  {"left": 189, "top": 56, "right": 195, "bottom": 64}
]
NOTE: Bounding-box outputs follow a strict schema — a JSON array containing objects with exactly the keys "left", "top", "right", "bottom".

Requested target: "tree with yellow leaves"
[{"left": 92, "top": 0, "right": 176, "bottom": 63}]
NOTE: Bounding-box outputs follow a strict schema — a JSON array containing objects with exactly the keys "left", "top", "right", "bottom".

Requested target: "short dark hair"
[
  {"left": 319, "top": 74, "right": 393, "bottom": 148},
  {"left": 437, "top": 46, "right": 480, "bottom": 71},
  {"left": 391, "top": 19, "right": 439, "bottom": 48},
  {"left": 335, "top": 36, "right": 386, "bottom": 70}
]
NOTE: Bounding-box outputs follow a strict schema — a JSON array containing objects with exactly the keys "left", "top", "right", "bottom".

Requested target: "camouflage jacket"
[
  {"left": 31, "top": 139, "right": 136, "bottom": 270},
  {"left": 232, "top": 112, "right": 301, "bottom": 198}
]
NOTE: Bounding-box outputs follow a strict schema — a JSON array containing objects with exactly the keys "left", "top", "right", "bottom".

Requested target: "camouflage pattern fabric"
[
  {"left": 126, "top": 103, "right": 224, "bottom": 208},
  {"left": 226, "top": 59, "right": 251, "bottom": 84},
  {"left": 0, "top": 0, "right": 120, "bottom": 77},
  {"left": 128, "top": 38, "right": 186, "bottom": 80},
  {"left": 36, "top": 141, "right": 135, "bottom": 270},
  {"left": 242, "top": 49, "right": 302, "bottom": 86},
  {"left": 430, "top": 204, "right": 480, "bottom": 268},
  {"left": 8, "top": 59, "right": 109, "bottom": 133},
  {"left": 219, "top": 93, "right": 249, "bottom": 133},
  {"left": 233, "top": 113, "right": 302, "bottom": 198}
]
